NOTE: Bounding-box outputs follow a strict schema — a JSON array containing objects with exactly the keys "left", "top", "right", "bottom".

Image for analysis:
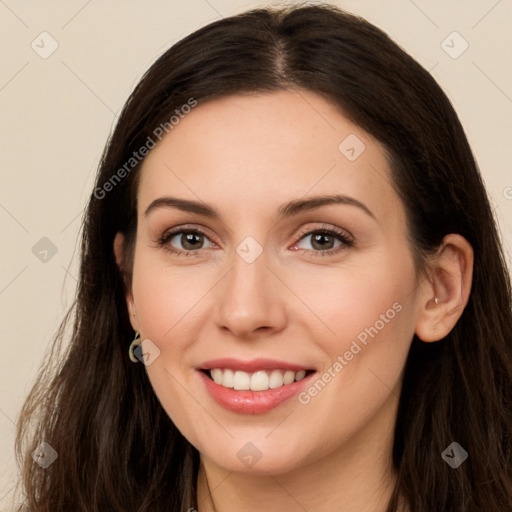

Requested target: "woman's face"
[{"left": 121, "top": 89, "right": 425, "bottom": 475}]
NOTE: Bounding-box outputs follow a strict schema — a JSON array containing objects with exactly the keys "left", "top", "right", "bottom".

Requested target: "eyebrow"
[{"left": 144, "top": 194, "right": 376, "bottom": 221}]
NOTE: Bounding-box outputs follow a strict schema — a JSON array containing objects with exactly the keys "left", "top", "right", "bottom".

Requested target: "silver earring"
[
  {"left": 434, "top": 297, "right": 439, "bottom": 305},
  {"left": 129, "top": 331, "right": 141, "bottom": 363}
]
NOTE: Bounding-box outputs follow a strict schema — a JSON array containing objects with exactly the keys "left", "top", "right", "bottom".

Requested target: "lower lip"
[{"left": 198, "top": 370, "right": 315, "bottom": 414}]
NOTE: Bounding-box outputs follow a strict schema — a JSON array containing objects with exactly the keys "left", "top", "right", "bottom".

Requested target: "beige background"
[{"left": 1, "top": 0, "right": 511, "bottom": 509}]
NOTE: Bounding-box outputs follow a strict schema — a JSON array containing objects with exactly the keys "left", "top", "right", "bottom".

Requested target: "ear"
[
  {"left": 414, "top": 233, "right": 474, "bottom": 342},
  {"left": 113, "top": 232, "right": 140, "bottom": 332}
]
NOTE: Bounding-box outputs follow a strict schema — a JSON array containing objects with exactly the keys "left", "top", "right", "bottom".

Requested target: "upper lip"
[{"left": 197, "top": 358, "right": 315, "bottom": 373}]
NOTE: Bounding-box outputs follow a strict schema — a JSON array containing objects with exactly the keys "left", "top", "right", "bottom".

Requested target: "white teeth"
[
  {"left": 233, "top": 370, "right": 250, "bottom": 390},
  {"left": 283, "top": 370, "right": 295, "bottom": 385},
  {"left": 269, "top": 369, "right": 284, "bottom": 388},
  {"left": 250, "top": 371, "right": 269, "bottom": 391},
  {"left": 208, "top": 368, "right": 310, "bottom": 391},
  {"left": 211, "top": 368, "right": 223, "bottom": 385},
  {"left": 222, "top": 369, "right": 234, "bottom": 388}
]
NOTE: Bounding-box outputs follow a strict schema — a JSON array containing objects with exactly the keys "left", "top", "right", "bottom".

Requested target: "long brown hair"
[{"left": 15, "top": 4, "right": 512, "bottom": 511}]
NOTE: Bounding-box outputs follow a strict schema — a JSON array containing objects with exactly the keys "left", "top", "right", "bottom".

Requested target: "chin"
[{"left": 200, "top": 438, "right": 312, "bottom": 476}]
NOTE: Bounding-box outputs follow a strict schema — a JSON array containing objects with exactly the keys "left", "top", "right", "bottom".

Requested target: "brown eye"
[
  {"left": 309, "top": 232, "right": 337, "bottom": 251},
  {"left": 294, "top": 227, "right": 354, "bottom": 257},
  {"left": 160, "top": 229, "right": 214, "bottom": 255},
  {"left": 176, "top": 232, "right": 205, "bottom": 250}
]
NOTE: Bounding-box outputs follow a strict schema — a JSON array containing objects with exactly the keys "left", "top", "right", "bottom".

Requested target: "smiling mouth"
[{"left": 200, "top": 368, "right": 316, "bottom": 392}]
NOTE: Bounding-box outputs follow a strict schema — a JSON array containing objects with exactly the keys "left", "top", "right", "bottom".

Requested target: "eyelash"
[{"left": 157, "top": 224, "right": 354, "bottom": 258}]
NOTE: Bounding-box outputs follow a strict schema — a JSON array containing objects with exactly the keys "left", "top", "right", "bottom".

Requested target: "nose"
[{"left": 215, "top": 242, "right": 288, "bottom": 339}]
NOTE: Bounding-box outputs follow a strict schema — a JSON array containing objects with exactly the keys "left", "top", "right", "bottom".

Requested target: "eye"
[
  {"left": 293, "top": 225, "right": 354, "bottom": 257},
  {"left": 159, "top": 228, "right": 215, "bottom": 256},
  {"left": 157, "top": 224, "right": 354, "bottom": 258}
]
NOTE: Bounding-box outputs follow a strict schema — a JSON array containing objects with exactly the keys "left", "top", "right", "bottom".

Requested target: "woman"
[{"left": 15, "top": 4, "right": 512, "bottom": 511}]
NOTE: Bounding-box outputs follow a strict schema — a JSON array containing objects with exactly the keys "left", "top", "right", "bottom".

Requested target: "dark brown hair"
[{"left": 15, "top": 3, "right": 512, "bottom": 511}]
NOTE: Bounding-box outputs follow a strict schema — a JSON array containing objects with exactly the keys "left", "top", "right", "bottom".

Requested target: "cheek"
[
  {"left": 130, "top": 255, "right": 204, "bottom": 433},
  {"left": 131, "top": 250, "right": 207, "bottom": 339},
  {"left": 289, "top": 251, "right": 415, "bottom": 356},
  {"left": 130, "top": 250, "right": 212, "bottom": 415},
  {"left": 288, "top": 249, "right": 416, "bottom": 425}
]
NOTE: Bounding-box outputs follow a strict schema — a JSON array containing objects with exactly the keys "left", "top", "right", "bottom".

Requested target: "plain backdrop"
[{"left": 1, "top": 0, "right": 511, "bottom": 509}]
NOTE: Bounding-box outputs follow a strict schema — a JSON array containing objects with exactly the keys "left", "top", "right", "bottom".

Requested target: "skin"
[{"left": 114, "top": 89, "right": 473, "bottom": 512}]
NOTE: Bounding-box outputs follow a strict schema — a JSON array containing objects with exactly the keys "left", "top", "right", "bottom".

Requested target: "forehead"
[{"left": 138, "top": 89, "right": 401, "bottom": 224}]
